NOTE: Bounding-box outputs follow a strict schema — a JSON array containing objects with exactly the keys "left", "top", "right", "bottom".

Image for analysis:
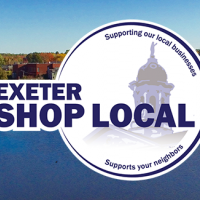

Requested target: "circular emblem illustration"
[{"left": 57, "top": 20, "right": 200, "bottom": 180}]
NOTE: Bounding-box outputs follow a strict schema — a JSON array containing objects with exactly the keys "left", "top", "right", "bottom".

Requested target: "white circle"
[{"left": 57, "top": 20, "right": 200, "bottom": 180}]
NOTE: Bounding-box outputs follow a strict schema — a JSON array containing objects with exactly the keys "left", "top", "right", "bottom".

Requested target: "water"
[{"left": 0, "top": 130, "right": 200, "bottom": 200}]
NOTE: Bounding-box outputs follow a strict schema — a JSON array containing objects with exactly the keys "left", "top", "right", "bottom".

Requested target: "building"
[
  {"left": 12, "top": 63, "right": 60, "bottom": 79},
  {"left": 84, "top": 42, "right": 186, "bottom": 149},
  {"left": 47, "top": 67, "right": 59, "bottom": 80},
  {"left": 2, "top": 65, "right": 13, "bottom": 71},
  {"left": 23, "top": 57, "right": 28, "bottom": 64},
  {"left": 128, "top": 42, "right": 174, "bottom": 137}
]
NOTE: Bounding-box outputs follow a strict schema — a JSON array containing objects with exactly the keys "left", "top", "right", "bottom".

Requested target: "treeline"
[
  {"left": 0, "top": 50, "right": 69, "bottom": 66},
  {"left": 26, "top": 52, "right": 67, "bottom": 64},
  {"left": 0, "top": 49, "right": 199, "bottom": 67},
  {"left": 0, "top": 54, "right": 26, "bottom": 66}
]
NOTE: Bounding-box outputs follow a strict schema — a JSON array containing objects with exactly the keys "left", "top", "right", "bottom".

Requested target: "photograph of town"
[
  {"left": 0, "top": 51, "right": 69, "bottom": 80},
  {"left": 0, "top": 49, "right": 199, "bottom": 80}
]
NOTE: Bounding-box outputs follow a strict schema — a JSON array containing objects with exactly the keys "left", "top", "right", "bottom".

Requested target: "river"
[{"left": 0, "top": 130, "right": 200, "bottom": 200}]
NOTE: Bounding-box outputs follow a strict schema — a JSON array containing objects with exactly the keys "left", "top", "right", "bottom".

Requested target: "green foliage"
[
  {"left": 0, "top": 67, "right": 8, "bottom": 80},
  {"left": 65, "top": 50, "right": 69, "bottom": 54},
  {"left": 26, "top": 52, "right": 43, "bottom": 63},
  {"left": 1, "top": 50, "right": 69, "bottom": 65},
  {"left": 21, "top": 75, "right": 27, "bottom": 79},
  {"left": 0, "top": 54, "right": 5, "bottom": 67},
  {"left": 1, "top": 53, "right": 26, "bottom": 65}
]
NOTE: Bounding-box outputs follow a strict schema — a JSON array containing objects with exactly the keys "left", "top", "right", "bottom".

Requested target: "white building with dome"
[
  {"left": 129, "top": 42, "right": 174, "bottom": 138},
  {"left": 84, "top": 42, "right": 186, "bottom": 148}
]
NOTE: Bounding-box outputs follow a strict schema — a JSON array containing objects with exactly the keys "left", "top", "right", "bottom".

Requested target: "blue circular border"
[
  {"left": 59, "top": 21, "right": 200, "bottom": 178},
  {"left": 58, "top": 22, "right": 200, "bottom": 80},
  {"left": 62, "top": 128, "right": 200, "bottom": 178}
]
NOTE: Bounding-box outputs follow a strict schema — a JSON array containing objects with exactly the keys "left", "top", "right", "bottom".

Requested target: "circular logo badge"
[{"left": 57, "top": 20, "right": 200, "bottom": 180}]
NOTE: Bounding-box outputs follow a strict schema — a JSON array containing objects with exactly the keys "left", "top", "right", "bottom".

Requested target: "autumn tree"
[
  {"left": 0, "top": 67, "right": 8, "bottom": 80},
  {"left": 54, "top": 53, "right": 66, "bottom": 63},
  {"left": 40, "top": 53, "right": 49, "bottom": 63},
  {"left": 0, "top": 54, "right": 5, "bottom": 66},
  {"left": 40, "top": 53, "right": 54, "bottom": 63},
  {"left": 48, "top": 53, "right": 55, "bottom": 62},
  {"left": 196, "top": 49, "right": 200, "bottom": 55},
  {"left": 3, "top": 54, "right": 14, "bottom": 65}
]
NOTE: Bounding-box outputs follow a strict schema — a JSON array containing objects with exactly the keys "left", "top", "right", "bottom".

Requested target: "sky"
[{"left": 0, "top": 0, "right": 200, "bottom": 54}]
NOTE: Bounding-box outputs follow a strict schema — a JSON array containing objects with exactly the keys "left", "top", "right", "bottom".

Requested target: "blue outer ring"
[
  {"left": 59, "top": 22, "right": 200, "bottom": 178},
  {"left": 58, "top": 22, "right": 200, "bottom": 80},
  {"left": 62, "top": 129, "right": 200, "bottom": 178}
]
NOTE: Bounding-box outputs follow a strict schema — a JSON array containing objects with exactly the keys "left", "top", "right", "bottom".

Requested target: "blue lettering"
[
  {"left": 65, "top": 104, "right": 84, "bottom": 127},
  {"left": 17, "top": 104, "right": 37, "bottom": 127},
  {"left": 179, "top": 104, "right": 195, "bottom": 127},
  {"left": 110, "top": 104, "right": 132, "bottom": 127},
  {"left": 93, "top": 104, "right": 109, "bottom": 127},
  {"left": 40, "top": 104, "right": 61, "bottom": 127},
  {"left": 26, "top": 84, "right": 38, "bottom": 100},
  {"left": 155, "top": 104, "right": 176, "bottom": 127},
  {"left": 67, "top": 83, "right": 82, "bottom": 100},
  {"left": 0, "top": 104, "right": 14, "bottom": 127},
  {"left": 134, "top": 104, "right": 154, "bottom": 127}
]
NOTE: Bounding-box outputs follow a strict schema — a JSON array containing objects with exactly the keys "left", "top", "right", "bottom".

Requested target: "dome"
[
  {"left": 129, "top": 42, "right": 174, "bottom": 89},
  {"left": 137, "top": 62, "right": 167, "bottom": 83}
]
